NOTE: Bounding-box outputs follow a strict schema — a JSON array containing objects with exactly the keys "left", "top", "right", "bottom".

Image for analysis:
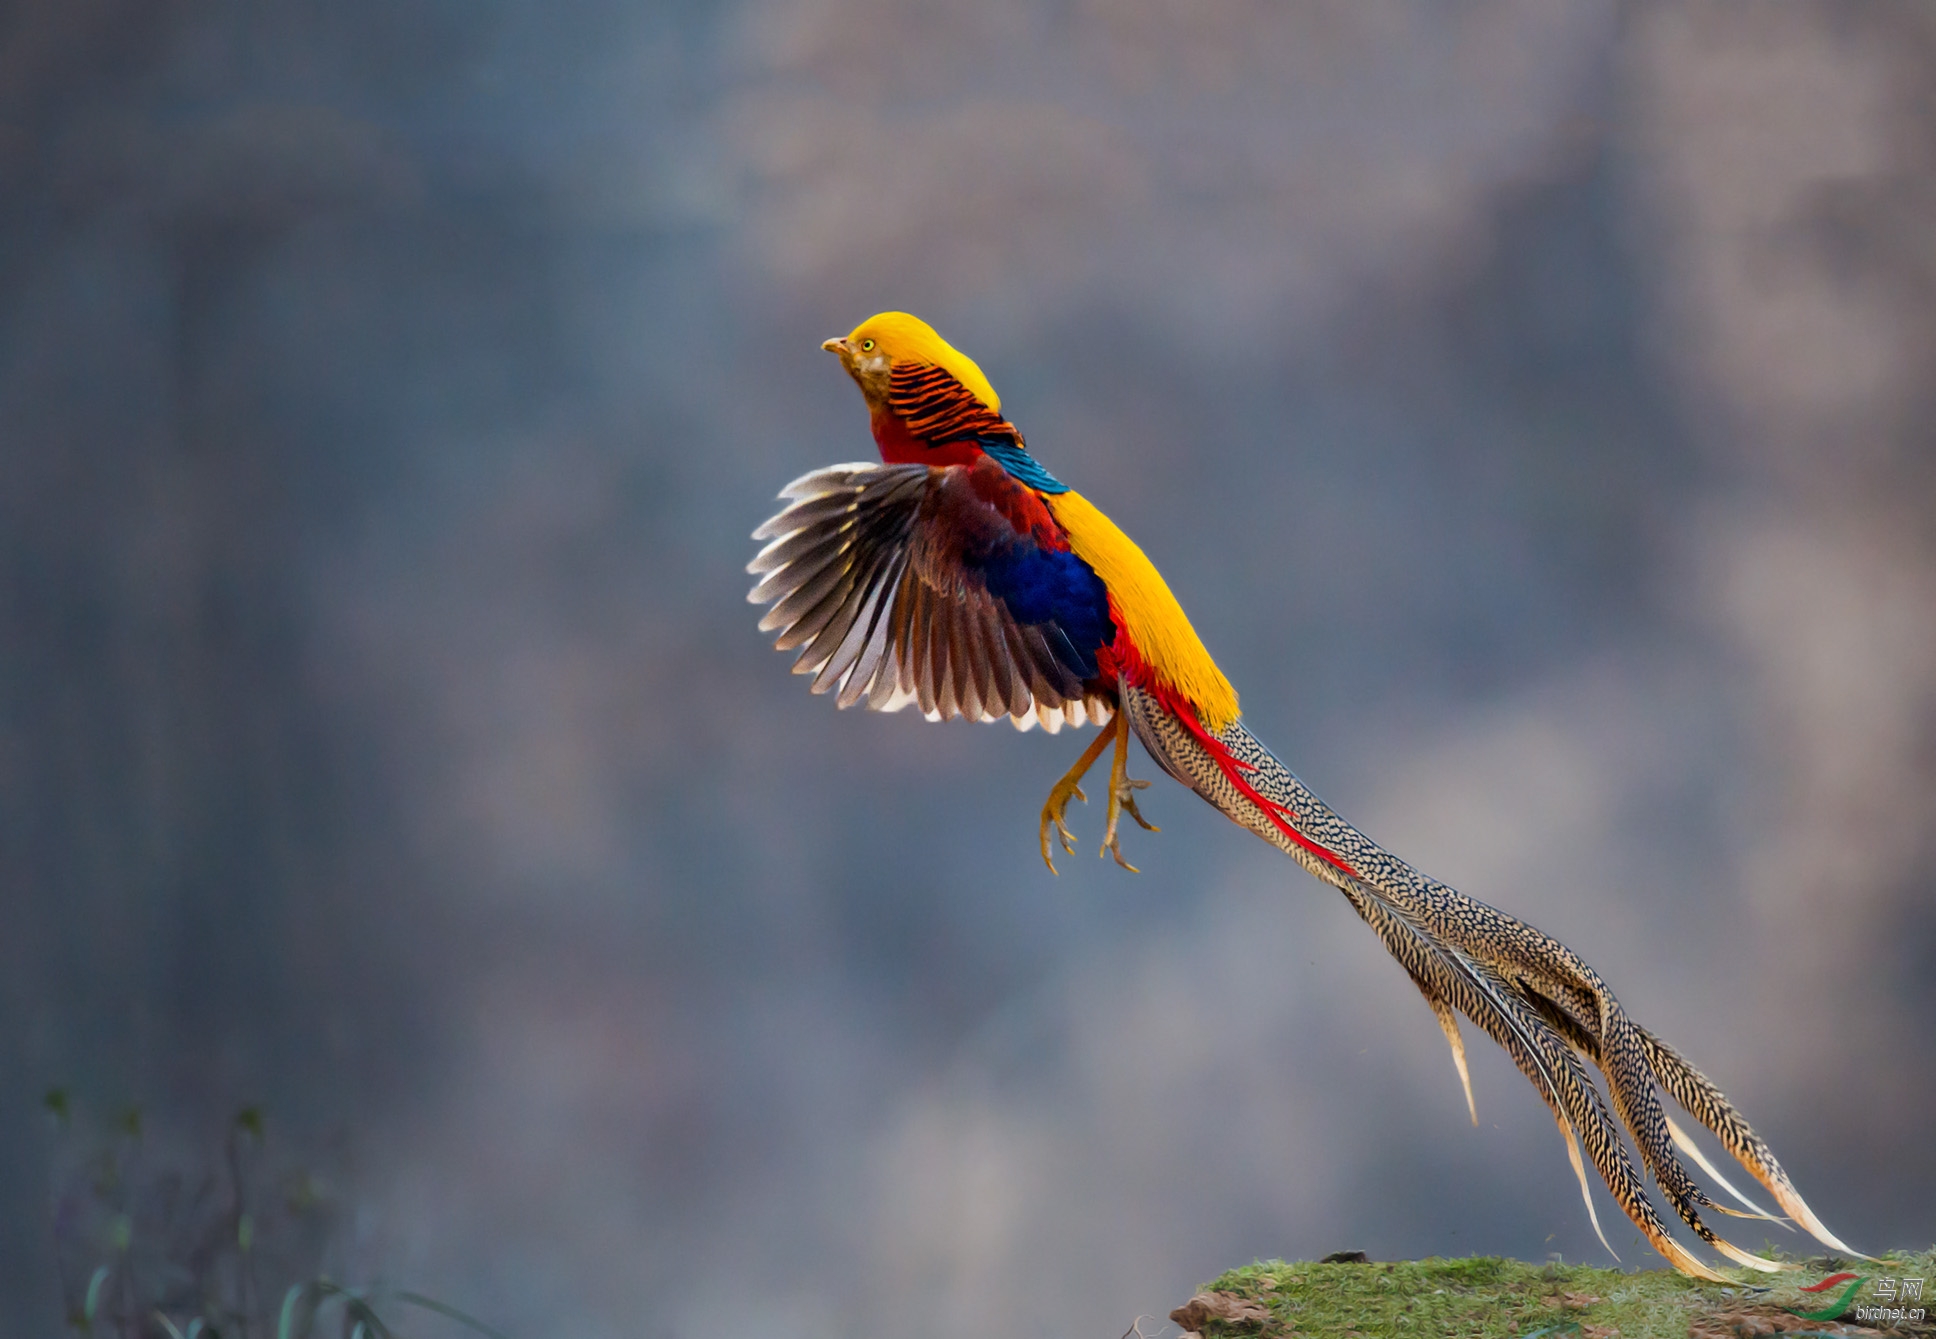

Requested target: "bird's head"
[{"left": 822, "top": 312, "right": 1001, "bottom": 414}]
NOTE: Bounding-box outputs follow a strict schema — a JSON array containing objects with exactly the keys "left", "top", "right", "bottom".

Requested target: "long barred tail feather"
[
  {"left": 1411, "top": 977, "right": 1478, "bottom": 1126},
  {"left": 1639, "top": 1030, "right": 1868, "bottom": 1259},
  {"left": 1663, "top": 1114, "right": 1785, "bottom": 1225},
  {"left": 1121, "top": 684, "right": 1854, "bottom": 1278},
  {"left": 1561, "top": 1116, "right": 1621, "bottom": 1263}
]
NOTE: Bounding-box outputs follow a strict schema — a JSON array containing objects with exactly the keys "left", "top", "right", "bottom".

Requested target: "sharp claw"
[
  {"left": 1038, "top": 781, "right": 1089, "bottom": 874},
  {"left": 1038, "top": 831, "right": 1059, "bottom": 875},
  {"left": 1094, "top": 705, "right": 1159, "bottom": 872},
  {"left": 1039, "top": 703, "right": 1156, "bottom": 874},
  {"left": 1099, "top": 777, "right": 1155, "bottom": 871},
  {"left": 1100, "top": 796, "right": 1140, "bottom": 871}
]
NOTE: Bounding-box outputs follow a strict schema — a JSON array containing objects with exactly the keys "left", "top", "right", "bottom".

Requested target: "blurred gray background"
[{"left": 5, "top": 0, "right": 1934, "bottom": 1334}]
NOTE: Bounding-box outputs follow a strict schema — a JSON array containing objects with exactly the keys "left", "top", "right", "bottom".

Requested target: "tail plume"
[{"left": 1121, "top": 685, "right": 1851, "bottom": 1277}]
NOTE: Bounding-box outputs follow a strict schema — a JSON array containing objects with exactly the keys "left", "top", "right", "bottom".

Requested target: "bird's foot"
[
  {"left": 1038, "top": 720, "right": 1115, "bottom": 874},
  {"left": 1099, "top": 773, "right": 1157, "bottom": 872},
  {"left": 1038, "top": 776, "right": 1087, "bottom": 872},
  {"left": 1099, "top": 705, "right": 1159, "bottom": 872}
]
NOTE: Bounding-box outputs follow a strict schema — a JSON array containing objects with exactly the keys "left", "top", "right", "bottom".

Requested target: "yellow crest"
[{"left": 845, "top": 313, "right": 1001, "bottom": 411}]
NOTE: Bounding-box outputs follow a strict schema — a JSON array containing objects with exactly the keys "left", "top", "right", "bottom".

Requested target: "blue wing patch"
[{"left": 976, "top": 534, "right": 1112, "bottom": 678}]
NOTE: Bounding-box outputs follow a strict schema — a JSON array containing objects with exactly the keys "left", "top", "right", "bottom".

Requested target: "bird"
[{"left": 747, "top": 310, "right": 1857, "bottom": 1280}]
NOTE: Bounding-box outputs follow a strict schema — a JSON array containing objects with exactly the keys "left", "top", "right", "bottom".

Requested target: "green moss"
[{"left": 1187, "top": 1247, "right": 1936, "bottom": 1338}]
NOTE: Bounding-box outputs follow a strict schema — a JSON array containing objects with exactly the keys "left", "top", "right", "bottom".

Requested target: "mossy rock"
[{"left": 1173, "top": 1247, "right": 1936, "bottom": 1338}]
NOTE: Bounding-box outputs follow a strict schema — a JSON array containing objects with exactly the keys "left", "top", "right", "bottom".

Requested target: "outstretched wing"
[{"left": 748, "top": 460, "right": 1116, "bottom": 731}]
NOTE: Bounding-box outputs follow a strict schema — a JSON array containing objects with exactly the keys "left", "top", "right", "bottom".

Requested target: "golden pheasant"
[{"left": 747, "top": 310, "right": 1857, "bottom": 1278}]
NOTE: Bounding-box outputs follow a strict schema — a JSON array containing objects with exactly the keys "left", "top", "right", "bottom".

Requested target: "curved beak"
[{"left": 821, "top": 336, "right": 849, "bottom": 355}]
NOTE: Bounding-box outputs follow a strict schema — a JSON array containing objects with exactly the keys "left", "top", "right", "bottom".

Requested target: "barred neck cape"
[
  {"left": 889, "top": 362, "right": 1016, "bottom": 448},
  {"left": 866, "top": 357, "right": 1062, "bottom": 497}
]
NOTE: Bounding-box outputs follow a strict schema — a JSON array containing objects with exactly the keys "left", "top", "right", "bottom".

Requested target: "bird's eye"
[{"left": 860, "top": 339, "right": 876, "bottom": 351}]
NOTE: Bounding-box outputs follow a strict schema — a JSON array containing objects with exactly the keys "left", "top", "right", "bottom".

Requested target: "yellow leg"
[
  {"left": 1099, "top": 706, "right": 1158, "bottom": 871},
  {"left": 1038, "top": 724, "right": 1113, "bottom": 874}
]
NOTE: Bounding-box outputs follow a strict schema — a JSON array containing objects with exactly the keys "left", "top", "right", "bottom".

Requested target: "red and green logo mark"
[
  {"left": 1791, "top": 1271, "right": 1927, "bottom": 1325},
  {"left": 1791, "top": 1272, "right": 1865, "bottom": 1322}
]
